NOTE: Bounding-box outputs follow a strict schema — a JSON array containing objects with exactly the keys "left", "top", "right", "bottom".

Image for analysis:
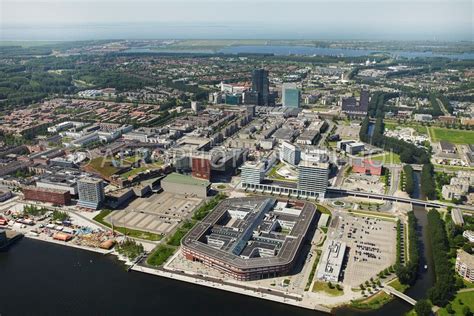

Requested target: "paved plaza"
[
  {"left": 335, "top": 124, "right": 360, "bottom": 140},
  {"left": 342, "top": 173, "right": 386, "bottom": 194},
  {"left": 105, "top": 192, "right": 202, "bottom": 235}
]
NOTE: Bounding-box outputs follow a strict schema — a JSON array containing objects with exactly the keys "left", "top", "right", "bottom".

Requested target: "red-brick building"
[
  {"left": 191, "top": 157, "right": 211, "bottom": 180},
  {"left": 352, "top": 159, "right": 382, "bottom": 176},
  {"left": 23, "top": 186, "right": 71, "bottom": 205}
]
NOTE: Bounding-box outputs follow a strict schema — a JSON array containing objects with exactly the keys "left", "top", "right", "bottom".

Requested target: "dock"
[{"left": 0, "top": 229, "right": 24, "bottom": 251}]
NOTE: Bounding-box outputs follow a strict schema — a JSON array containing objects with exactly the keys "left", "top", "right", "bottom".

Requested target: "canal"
[{"left": 335, "top": 171, "right": 434, "bottom": 315}]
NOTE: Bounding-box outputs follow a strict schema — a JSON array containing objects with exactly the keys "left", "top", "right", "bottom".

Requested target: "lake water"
[
  {"left": 123, "top": 45, "right": 474, "bottom": 60},
  {"left": 0, "top": 237, "right": 420, "bottom": 316},
  {"left": 0, "top": 239, "right": 324, "bottom": 316}
]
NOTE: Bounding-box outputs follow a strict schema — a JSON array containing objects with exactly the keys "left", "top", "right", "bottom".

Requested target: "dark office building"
[
  {"left": 252, "top": 69, "right": 270, "bottom": 106},
  {"left": 341, "top": 89, "right": 370, "bottom": 117}
]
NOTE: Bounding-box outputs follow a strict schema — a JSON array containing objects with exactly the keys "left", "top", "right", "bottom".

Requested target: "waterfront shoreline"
[
  {"left": 20, "top": 233, "right": 332, "bottom": 314},
  {"left": 132, "top": 264, "right": 332, "bottom": 314},
  {"left": 23, "top": 234, "right": 111, "bottom": 255}
]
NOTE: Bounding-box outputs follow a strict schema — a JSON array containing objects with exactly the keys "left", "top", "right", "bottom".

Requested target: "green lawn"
[
  {"left": 120, "top": 160, "right": 164, "bottom": 179},
  {"left": 316, "top": 204, "right": 332, "bottom": 215},
  {"left": 312, "top": 281, "right": 344, "bottom": 296},
  {"left": 371, "top": 152, "right": 401, "bottom": 164},
  {"left": 120, "top": 167, "right": 148, "bottom": 179},
  {"left": 146, "top": 245, "right": 175, "bottom": 266},
  {"left": 328, "top": 141, "right": 338, "bottom": 148},
  {"left": 384, "top": 121, "right": 429, "bottom": 135},
  {"left": 387, "top": 278, "right": 409, "bottom": 293},
  {"left": 350, "top": 291, "right": 393, "bottom": 310},
  {"left": 93, "top": 210, "right": 163, "bottom": 241},
  {"left": 267, "top": 162, "right": 297, "bottom": 182},
  {"left": 429, "top": 127, "right": 474, "bottom": 144},
  {"left": 87, "top": 157, "right": 121, "bottom": 177},
  {"left": 437, "top": 291, "right": 474, "bottom": 316},
  {"left": 350, "top": 210, "right": 397, "bottom": 221},
  {"left": 305, "top": 250, "right": 322, "bottom": 291},
  {"left": 434, "top": 164, "right": 474, "bottom": 172}
]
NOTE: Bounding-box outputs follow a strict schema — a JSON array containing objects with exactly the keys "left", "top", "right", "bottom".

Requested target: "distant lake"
[
  {"left": 217, "top": 45, "right": 474, "bottom": 59},
  {"left": 123, "top": 45, "right": 474, "bottom": 60}
]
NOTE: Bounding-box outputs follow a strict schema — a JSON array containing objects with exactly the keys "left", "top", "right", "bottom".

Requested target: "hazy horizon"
[{"left": 1, "top": 0, "right": 473, "bottom": 41}]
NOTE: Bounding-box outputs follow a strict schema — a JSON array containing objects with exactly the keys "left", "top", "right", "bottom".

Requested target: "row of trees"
[
  {"left": 421, "top": 163, "right": 436, "bottom": 200},
  {"left": 359, "top": 92, "right": 431, "bottom": 164},
  {"left": 403, "top": 165, "right": 415, "bottom": 196},
  {"left": 396, "top": 212, "right": 420, "bottom": 285},
  {"left": 438, "top": 94, "right": 454, "bottom": 114},
  {"left": 427, "top": 209, "right": 457, "bottom": 306},
  {"left": 384, "top": 133, "right": 429, "bottom": 164}
]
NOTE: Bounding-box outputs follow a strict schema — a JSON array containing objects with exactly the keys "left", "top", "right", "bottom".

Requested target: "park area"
[
  {"left": 429, "top": 127, "right": 474, "bottom": 145},
  {"left": 437, "top": 291, "right": 474, "bottom": 316},
  {"left": 371, "top": 152, "right": 401, "bottom": 164}
]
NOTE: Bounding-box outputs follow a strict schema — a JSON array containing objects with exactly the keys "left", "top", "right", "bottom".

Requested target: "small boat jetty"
[{"left": 0, "top": 228, "right": 23, "bottom": 251}]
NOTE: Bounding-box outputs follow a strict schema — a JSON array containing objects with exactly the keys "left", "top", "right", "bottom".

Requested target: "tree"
[
  {"left": 400, "top": 149, "right": 415, "bottom": 164},
  {"left": 427, "top": 209, "right": 456, "bottom": 306},
  {"left": 403, "top": 165, "right": 415, "bottom": 196},
  {"left": 446, "top": 303, "right": 454, "bottom": 314},
  {"left": 414, "top": 299, "right": 432, "bottom": 316},
  {"left": 462, "top": 306, "right": 472, "bottom": 316},
  {"left": 421, "top": 163, "right": 436, "bottom": 200},
  {"left": 462, "top": 243, "right": 473, "bottom": 254}
]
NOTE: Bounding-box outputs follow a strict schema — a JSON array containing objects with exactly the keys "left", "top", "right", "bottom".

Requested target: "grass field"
[
  {"left": 437, "top": 291, "right": 474, "bottom": 316},
  {"left": 312, "top": 281, "right": 344, "bottom": 296},
  {"left": 87, "top": 157, "right": 121, "bottom": 177},
  {"left": 384, "top": 121, "right": 429, "bottom": 135},
  {"left": 387, "top": 279, "right": 409, "bottom": 293},
  {"left": 350, "top": 210, "right": 397, "bottom": 221},
  {"left": 429, "top": 127, "right": 474, "bottom": 144},
  {"left": 93, "top": 210, "right": 163, "bottom": 241},
  {"left": 370, "top": 152, "right": 401, "bottom": 164},
  {"left": 146, "top": 245, "right": 175, "bottom": 266},
  {"left": 305, "top": 250, "right": 322, "bottom": 291},
  {"left": 267, "top": 162, "right": 297, "bottom": 182},
  {"left": 350, "top": 291, "right": 392, "bottom": 310},
  {"left": 434, "top": 164, "right": 474, "bottom": 172},
  {"left": 120, "top": 167, "right": 148, "bottom": 179}
]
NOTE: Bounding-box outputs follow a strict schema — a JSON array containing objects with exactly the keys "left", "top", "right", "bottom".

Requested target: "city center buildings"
[{"left": 77, "top": 177, "right": 105, "bottom": 210}]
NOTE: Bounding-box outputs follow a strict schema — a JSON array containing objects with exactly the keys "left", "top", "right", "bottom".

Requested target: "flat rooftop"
[{"left": 182, "top": 196, "right": 316, "bottom": 270}]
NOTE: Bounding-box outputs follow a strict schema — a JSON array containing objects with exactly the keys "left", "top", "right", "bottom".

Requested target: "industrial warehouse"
[{"left": 181, "top": 197, "right": 317, "bottom": 281}]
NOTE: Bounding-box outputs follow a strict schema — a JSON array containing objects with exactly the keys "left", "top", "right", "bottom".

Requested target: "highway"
[{"left": 327, "top": 188, "right": 474, "bottom": 212}]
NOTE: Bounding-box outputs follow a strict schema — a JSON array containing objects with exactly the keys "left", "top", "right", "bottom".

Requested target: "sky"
[{"left": 1, "top": 0, "right": 473, "bottom": 40}]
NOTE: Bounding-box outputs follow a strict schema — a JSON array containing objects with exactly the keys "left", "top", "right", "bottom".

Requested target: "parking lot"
[
  {"left": 328, "top": 212, "right": 397, "bottom": 287},
  {"left": 105, "top": 192, "right": 202, "bottom": 235}
]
